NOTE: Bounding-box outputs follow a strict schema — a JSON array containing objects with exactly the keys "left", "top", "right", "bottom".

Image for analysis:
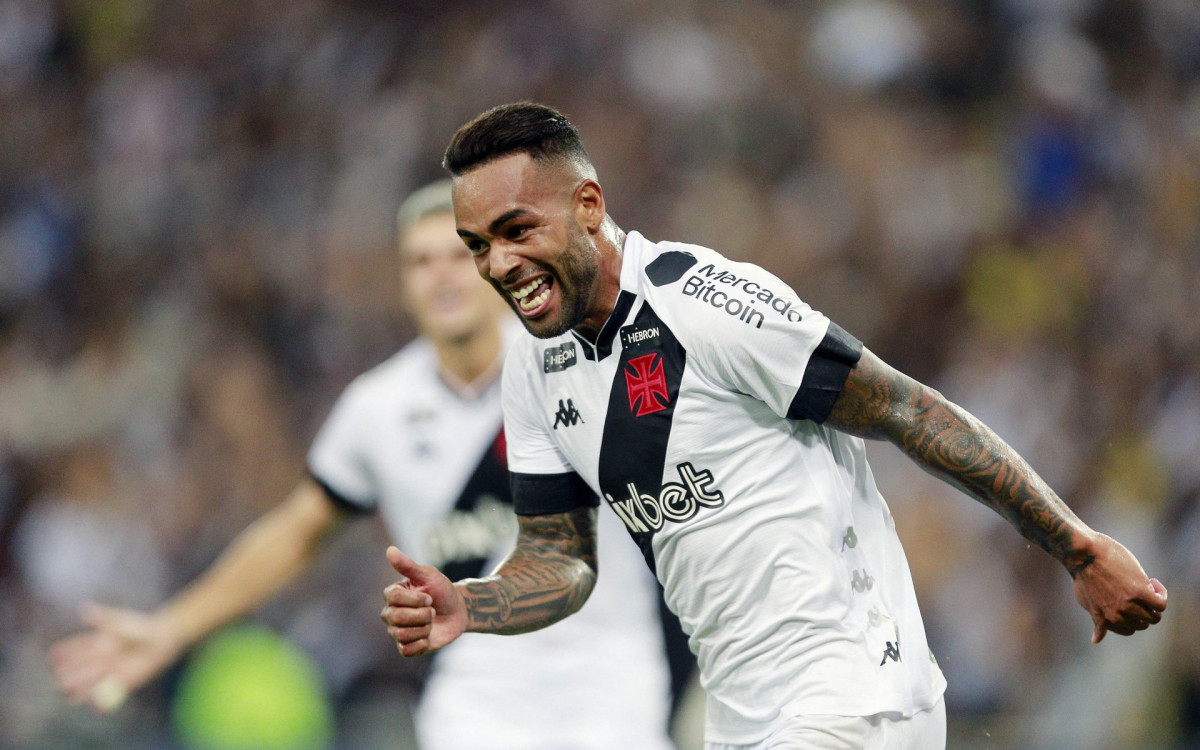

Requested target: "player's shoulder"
[
  {"left": 624, "top": 232, "right": 805, "bottom": 340},
  {"left": 502, "top": 323, "right": 574, "bottom": 391},
  {"left": 340, "top": 337, "right": 437, "bottom": 405}
]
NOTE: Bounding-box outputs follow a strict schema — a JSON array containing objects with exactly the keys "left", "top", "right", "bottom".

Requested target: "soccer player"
[
  {"left": 50, "top": 180, "right": 681, "bottom": 750},
  {"left": 380, "top": 103, "right": 1169, "bottom": 750}
]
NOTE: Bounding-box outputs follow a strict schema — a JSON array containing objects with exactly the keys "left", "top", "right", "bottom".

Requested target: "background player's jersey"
[
  {"left": 503, "top": 232, "right": 947, "bottom": 745},
  {"left": 307, "top": 324, "right": 675, "bottom": 750}
]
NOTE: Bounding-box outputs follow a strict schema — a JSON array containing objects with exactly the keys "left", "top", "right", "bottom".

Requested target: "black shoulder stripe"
[
  {"left": 511, "top": 471, "right": 598, "bottom": 516},
  {"left": 646, "top": 250, "right": 697, "bottom": 286},
  {"left": 307, "top": 470, "right": 374, "bottom": 515},
  {"left": 787, "top": 322, "right": 863, "bottom": 423}
]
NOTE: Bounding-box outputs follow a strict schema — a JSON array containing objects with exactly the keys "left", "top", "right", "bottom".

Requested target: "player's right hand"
[
  {"left": 381, "top": 546, "right": 468, "bottom": 657},
  {"left": 49, "top": 603, "right": 182, "bottom": 713}
]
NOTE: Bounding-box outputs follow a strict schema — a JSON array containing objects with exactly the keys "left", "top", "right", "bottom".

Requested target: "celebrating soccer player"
[{"left": 380, "top": 103, "right": 1168, "bottom": 750}]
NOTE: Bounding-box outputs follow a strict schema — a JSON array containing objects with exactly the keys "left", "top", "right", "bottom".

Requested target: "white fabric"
[
  {"left": 704, "top": 696, "right": 946, "bottom": 750},
  {"left": 503, "top": 232, "right": 946, "bottom": 744},
  {"left": 308, "top": 323, "right": 675, "bottom": 750}
]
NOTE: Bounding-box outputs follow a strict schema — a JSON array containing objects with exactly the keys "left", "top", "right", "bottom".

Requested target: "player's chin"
[{"left": 520, "top": 305, "right": 577, "bottom": 340}]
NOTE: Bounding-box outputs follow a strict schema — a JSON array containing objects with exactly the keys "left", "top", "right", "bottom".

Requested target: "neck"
[
  {"left": 573, "top": 220, "right": 626, "bottom": 344},
  {"left": 432, "top": 323, "right": 504, "bottom": 397}
]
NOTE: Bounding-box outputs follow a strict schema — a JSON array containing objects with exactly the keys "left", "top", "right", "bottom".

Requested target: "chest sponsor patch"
[
  {"left": 605, "top": 462, "right": 725, "bottom": 534},
  {"left": 543, "top": 341, "right": 578, "bottom": 373},
  {"left": 619, "top": 323, "right": 661, "bottom": 350},
  {"left": 680, "top": 262, "right": 804, "bottom": 329}
]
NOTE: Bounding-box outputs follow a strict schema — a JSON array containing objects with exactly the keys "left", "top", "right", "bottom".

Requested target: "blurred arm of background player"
[{"left": 50, "top": 478, "right": 344, "bottom": 712}]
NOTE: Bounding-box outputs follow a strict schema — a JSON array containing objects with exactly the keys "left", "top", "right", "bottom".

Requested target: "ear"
[{"left": 573, "top": 179, "right": 606, "bottom": 234}]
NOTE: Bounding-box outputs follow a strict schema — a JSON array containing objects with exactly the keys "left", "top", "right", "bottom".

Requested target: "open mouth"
[{"left": 509, "top": 275, "right": 553, "bottom": 317}]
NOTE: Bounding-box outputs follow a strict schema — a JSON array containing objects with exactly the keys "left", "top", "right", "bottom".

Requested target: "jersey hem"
[{"left": 704, "top": 679, "right": 947, "bottom": 746}]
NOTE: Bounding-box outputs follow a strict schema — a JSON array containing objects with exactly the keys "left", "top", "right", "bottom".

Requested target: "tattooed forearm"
[
  {"left": 456, "top": 506, "right": 598, "bottom": 635},
  {"left": 827, "top": 348, "right": 1095, "bottom": 574}
]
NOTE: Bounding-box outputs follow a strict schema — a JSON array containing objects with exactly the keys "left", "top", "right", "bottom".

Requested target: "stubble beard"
[{"left": 507, "top": 230, "right": 599, "bottom": 340}]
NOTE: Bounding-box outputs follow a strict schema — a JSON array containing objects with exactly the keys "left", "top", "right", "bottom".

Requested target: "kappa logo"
[
  {"left": 551, "top": 398, "right": 585, "bottom": 430},
  {"left": 880, "top": 639, "right": 902, "bottom": 665},
  {"left": 624, "top": 353, "right": 669, "bottom": 417},
  {"left": 850, "top": 569, "right": 875, "bottom": 592},
  {"left": 842, "top": 526, "right": 858, "bottom": 550},
  {"left": 543, "top": 342, "right": 578, "bottom": 373}
]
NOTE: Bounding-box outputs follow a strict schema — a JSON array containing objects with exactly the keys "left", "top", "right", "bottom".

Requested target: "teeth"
[
  {"left": 510, "top": 276, "right": 551, "bottom": 313},
  {"left": 511, "top": 278, "right": 542, "bottom": 300},
  {"left": 519, "top": 287, "right": 550, "bottom": 311}
]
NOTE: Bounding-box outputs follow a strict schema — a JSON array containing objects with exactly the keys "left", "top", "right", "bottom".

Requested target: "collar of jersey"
[
  {"left": 571, "top": 290, "right": 635, "bottom": 362},
  {"left": 569, "top": 230, "right": 647, "bottom": 362}
]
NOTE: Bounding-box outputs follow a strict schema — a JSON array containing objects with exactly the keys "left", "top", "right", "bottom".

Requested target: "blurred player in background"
[
  {"left": 380, "top": 103, "right": 1168, "bottom": 750},
  {"left": 51, "top": 180, "right": 685, "bottom": 750}
]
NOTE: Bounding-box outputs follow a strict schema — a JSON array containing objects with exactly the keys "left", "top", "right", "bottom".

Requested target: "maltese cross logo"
[{"left": 625, "top": 353, "right": 669, "bottom": 417}]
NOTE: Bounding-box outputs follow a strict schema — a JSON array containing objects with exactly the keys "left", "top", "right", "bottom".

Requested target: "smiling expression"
[{"left": 452, "top": 153, "right": 608, "bottom": 340}]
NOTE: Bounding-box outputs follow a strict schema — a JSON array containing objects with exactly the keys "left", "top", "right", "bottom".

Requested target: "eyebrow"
[{"left": 457, "top": 208, "right": 530, "bottom": 240}]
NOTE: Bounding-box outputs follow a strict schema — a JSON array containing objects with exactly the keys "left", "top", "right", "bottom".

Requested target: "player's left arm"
[{"left": 824, "top": 346, "right": 1168, "bottom": 642}]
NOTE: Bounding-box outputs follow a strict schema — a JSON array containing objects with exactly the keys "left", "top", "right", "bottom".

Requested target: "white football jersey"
[
  {"left": 308, "top": 323, "right": 675, "bottom": 750},
  {"left": 503, "top": 232, "right": 946, "bottom": 745}
]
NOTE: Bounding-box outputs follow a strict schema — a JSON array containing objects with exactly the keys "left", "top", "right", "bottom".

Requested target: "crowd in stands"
[{"left": 1, "top": 1, "right": 1197, "bottom": 748}]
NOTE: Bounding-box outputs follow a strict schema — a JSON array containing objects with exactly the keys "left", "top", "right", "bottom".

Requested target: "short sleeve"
[
  {"left": 501, "top": 343, "right": 574, "bottom": 476},
  {"left": 307, "top": 379, "right": 379, "bottom": 513},
  {"left": 786, "top": 321, "right": 862, "bottom": 422},
  {"left": 656, "top": 249, "right": 862, "bottom": 423},
  {"left": 501, "top": 341, "right": 597, "bottom": 515}
]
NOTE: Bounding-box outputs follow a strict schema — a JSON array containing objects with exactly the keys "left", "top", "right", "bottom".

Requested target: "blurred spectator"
[{"left": 2, "top": 1, "right": 1195, "bottom": 748}]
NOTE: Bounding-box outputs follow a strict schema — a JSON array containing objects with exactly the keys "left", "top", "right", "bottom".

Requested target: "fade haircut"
[{"left": 442, "top": 102, "right": 591, "bottom": 177}]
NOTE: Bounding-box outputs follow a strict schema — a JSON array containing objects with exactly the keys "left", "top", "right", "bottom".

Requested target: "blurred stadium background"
[{"left": 1, "top": 1, "right": 1198, "bottom": 748}]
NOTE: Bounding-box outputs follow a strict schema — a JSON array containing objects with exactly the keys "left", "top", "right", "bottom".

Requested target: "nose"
[{"left": 485, "top": 241, "right": 520, "bottom": 283}]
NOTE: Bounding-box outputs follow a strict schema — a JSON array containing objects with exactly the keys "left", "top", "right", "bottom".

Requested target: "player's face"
[
  {"left": 453, "top": 153, "right": 602, "bottom": 340},
  {"left": 398, "top": 212, "right": 506, "bottom": 344}
]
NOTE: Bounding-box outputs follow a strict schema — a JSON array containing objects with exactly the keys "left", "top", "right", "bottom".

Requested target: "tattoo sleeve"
[
  {"left": 456, "top": 506, "right": 598, "bottom": 635},
  {"left": 825, "top": 348, "right": 1095, "bottom": 574}
]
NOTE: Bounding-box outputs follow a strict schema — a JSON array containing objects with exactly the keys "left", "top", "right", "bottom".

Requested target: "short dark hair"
[{"left": 442, "top": 102, "right": 590, "bottom": 176}]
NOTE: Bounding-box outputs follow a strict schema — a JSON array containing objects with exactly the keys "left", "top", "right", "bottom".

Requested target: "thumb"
[
  {"left": 1092, "top": 619, "right": 1107, "bottom": 644},
  {"left": 1149, "top": 577, "right": 1168, "bottom": 602},
  {"left": 386, "top": 546, "right": 432, "bottom": 583}
]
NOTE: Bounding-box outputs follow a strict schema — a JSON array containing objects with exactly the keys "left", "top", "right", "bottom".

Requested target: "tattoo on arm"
[
  {"left": 825, "top": 349, "right": 1094, "bottom": 574},
  {"left": 458, "top": 506, "right": 598, "bottom": 634}
]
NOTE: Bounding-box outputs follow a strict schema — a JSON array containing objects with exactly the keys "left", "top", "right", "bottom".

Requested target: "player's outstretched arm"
[
  {"left": 382, "top": 506, "right": 597, "bottom": 657},
  {"left": 50, "top": 478, "right": 342, "bottom": 712},
  {"left": 824, "top": 346, "right": 1168, "bottom": 643}
]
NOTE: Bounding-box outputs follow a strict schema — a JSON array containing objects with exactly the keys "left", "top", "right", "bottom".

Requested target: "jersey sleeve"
[
  {"left": 654, "top": 248, "right": 863, "bottom": 423},
  {"left": 307, "top": 378, "right": 379, "bottom": 513},
  {"left": 502, "top": 341, "right": 598, "bottom": 515}
]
